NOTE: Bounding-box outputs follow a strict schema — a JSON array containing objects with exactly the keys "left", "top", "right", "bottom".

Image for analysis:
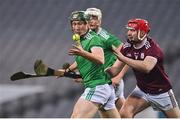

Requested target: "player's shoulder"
[
  {"left": 144, "top": 38, "right": 152, "bottom": 49},
  {"left": 86, "top": 30, "right": 105, "bottom": 46},
  {"left": 146, "top": 37, "right": 161, "bottom": 50},
  {"left": 123, "top": 41, "right": 132, "bottom": 49},
  {"left": 85, "top": 30, "right": 99, "bottom": 40},
  {"left": 98, "top": 28, "right": 110, "bottom": 40},
  {"left": 99, "top": 28, "right": 121, "bottom": 41}
]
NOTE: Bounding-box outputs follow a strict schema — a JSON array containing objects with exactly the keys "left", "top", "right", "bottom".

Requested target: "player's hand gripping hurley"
[{"left": 10, "top": 59, "right": 81, "bottom": 81}]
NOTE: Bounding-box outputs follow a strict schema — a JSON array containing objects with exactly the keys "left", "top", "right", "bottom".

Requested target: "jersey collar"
[{"left": 133, "top": 38, "right": 147, "bottom": 49}]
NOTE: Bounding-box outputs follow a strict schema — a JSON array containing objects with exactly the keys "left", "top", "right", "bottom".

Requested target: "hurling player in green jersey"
[
  {"left": 84, "top": 8, "right": 129, "bottom": 116},
  {"left": 67, "top": 11, "right": 120, "bottom": 118}
]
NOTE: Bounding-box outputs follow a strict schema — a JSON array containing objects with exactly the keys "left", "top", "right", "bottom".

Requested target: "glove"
[
  {"left": 62, "top": 62, "right": 81, "bottom": 79},
  {"left": 34, "top": 59, "right": 54, "bottom": 76},
  {"left": 64, "top": 70, "right": 82, "bottom": 79}
]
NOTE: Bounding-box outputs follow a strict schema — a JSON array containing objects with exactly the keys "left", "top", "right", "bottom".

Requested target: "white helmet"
[{"left": 85, "top": 8, "right": 102, "bottom": 20}]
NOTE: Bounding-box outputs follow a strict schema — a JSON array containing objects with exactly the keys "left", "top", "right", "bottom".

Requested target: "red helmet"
[{"left": 127, "top": 18, "right": 150, "bottom": 33}]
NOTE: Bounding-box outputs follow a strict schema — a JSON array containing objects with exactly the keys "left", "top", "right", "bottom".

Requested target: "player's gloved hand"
[
  {"left": 56, "top": 69, "right": 65, "bottom": 78},
  {"left": 64, "top": 69, "right": 82, "bottom": 79},
  {"left": 34, "top": 59, "right": 54, "bottom": 76},
  {"left": 56, "top": 63, "right": 70, "bottom": 78},
  {"left": 56, "top": 62, "right": 82, "bottom": 79},
  {"left": 56, "top": 68, "right": 82, "bottom": 79}
]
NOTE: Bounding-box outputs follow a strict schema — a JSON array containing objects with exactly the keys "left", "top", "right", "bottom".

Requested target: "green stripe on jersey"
[
  {"left": 85, "top": 87, "right": 95, "bottom": 100},
  {"left": 97, "top": 28, "right": 122, "bottom": 68},
  {"left": 76, "top": 31, "right": 111, "bottom": 88}
]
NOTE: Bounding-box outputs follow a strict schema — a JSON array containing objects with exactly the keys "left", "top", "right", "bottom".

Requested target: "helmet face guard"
[{"left": 126, "top": 18, "right": 150, "bottom": 41}]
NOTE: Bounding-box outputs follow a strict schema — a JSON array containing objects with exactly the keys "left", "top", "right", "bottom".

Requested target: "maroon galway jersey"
[{"left": 121, "top": 37, "right": 172, "bottom": 94}]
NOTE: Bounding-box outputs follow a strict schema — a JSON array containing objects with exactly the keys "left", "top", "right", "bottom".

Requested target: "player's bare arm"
[
  {"left": 112, "top": 45, "right": 157, "bottom": 73},
  {"left": 63, "top": 61, "right": 77, "bottom": 72},
  {"left": 67, "top": 61, "right": 83, "bottom": 83},
  {"left": 55, "top": 62, "right": 78, "bottom": 79},
  {"left": 117, "top": 53, "right": 157, "bottom": 73},
  {"left": 105, "top": 59, "right": 125, "bottom": 77},
  {"left": 111, "top": 65, "right": 129, "bottom": 87},
  {"left": 69, "top": 45, "right": 104, "bottom": 65}
]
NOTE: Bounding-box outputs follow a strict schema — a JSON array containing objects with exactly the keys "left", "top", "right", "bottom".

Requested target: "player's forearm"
[
  {"left": 106, "top": 64, "right": 125, "bottom": 77},
  {"left": 68, "top": 62, "right": 77, "bottom": 71},
  {"left": 106, "top": 67, "right": 120, "bottom": 77},
  {"left": 118, "top": 55, "right": 153, "bottom": 73},
  {"left": 106, "top": 59, "right": 125, "bottom": 77},
  {"left": 80, "top": 50, "right": 104, "bottom": 65},
  {"left": 113, "top": 65, "right": 129, "bottom": 79}
]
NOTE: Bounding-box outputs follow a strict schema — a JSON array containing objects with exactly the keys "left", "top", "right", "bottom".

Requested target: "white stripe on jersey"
[
  {"left": 123, "top": 42, "right": 131, "bottom": 49},
  {"left": 85, "top": 32, "right": 93, "bottom": 40},
  {"left": 145, "top": 40, "right": 151, "bottom": 49},
  {"left": 97, "top": 28, "right": 110, "bottom": 40}
]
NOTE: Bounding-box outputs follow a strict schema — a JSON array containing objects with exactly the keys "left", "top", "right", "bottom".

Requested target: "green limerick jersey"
[
  {"left": 97, "top": 28, "right": 122, "bottom": 68},
  {"left": 75, "top": 31, "right": 111, "bottom": 88}
]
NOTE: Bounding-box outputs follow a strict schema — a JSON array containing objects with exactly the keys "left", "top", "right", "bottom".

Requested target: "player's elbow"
[
  {"left": 143, "top": 66, "right": 153, "bottom": 73},
  {"left": 97, "top": 59, "right": 104, "bottom": 65},
  {"left": 142, "top": 56, "right": 157, "bottom": 73},
  {"left": 96, "top": 57, "right": 104, "bottom": 65},
  {"left": 143, "top": 69, "right": 151, "bottom": 73}
]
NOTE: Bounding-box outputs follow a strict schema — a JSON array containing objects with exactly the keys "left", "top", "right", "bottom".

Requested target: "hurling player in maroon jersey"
[{"left": 106, "top": 18, "right": 180, "bottom": 118}]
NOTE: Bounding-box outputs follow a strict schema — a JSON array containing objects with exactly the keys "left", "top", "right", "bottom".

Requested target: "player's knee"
[{"left": 120, "top": 107, "right": 134, "bottom": 118}]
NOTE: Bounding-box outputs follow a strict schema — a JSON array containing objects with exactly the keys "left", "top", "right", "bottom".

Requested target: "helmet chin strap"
[{"left": 138, "top": 30, "right": 147, "bottom": 41}]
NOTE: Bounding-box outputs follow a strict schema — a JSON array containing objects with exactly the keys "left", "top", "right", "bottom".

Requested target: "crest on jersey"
[
  {"left": 140, "top": 53, "right": 145, "bottom": 59},
  {"left": 126, "top": 53, "right": 132, "bottom": 57}
]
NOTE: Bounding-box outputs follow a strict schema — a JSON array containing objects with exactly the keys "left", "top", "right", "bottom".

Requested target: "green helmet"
[{"left": 70, "top": 11, "right": 90, "bottom": 22}]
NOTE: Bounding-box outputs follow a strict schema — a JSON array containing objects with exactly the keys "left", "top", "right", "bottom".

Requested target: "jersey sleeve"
[
  {"left": 146, "top": 42, "right": 163, "bottom": 61},
  {"left": 106, "top": 35, "right": 122, "bottom": 49},
  {"left": 89, "top": 36, "right": 104, "bottom": 50},
  {"left": 120, "top": 43, "right": 128, "bottom": 56}
]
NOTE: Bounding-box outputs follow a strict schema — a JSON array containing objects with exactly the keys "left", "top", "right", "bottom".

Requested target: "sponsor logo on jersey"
[{"left": 134, "top": 52, "right": 139, "bottom": 59}]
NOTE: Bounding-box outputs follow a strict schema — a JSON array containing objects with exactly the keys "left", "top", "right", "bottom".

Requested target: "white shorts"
[
  {"left": 81, "top": 84, "right": 116, "bottom": 110},
  {"left": 131, "top": 86, "right": 179, "bottom": 111},
  {"left": 114, "top": 79, "right": 125, "bottom": 100}
]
